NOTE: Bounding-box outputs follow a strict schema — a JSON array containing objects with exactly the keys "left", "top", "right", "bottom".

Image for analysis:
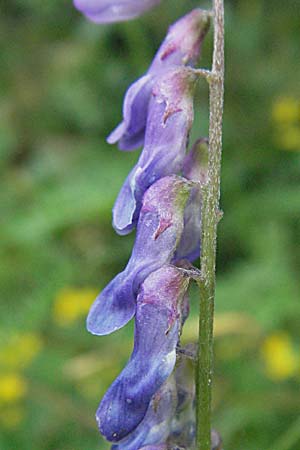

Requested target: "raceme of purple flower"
[
  {"left": 96, "top": 265, "right": 191, "bottom": 442},
  {"left": 111, "top": 376, "right": 177, "bottom": 450},
  {"left": 75, "top": 3, "right": 216, "bottom": 448},
  {"left": 173, "top": 138, "right": 208, "bottom": 262},
  {"left": 107, "top": 9, "right": 210, "bottom": 151},
  {"left": 73, "top": 0, "right": 161, "bottom": 23},
  {"left": 87, "top": 175, "right": 193, "bottom": 336},
  {"left": 113, "top": 67, "right": 198, "bottom": 235}
]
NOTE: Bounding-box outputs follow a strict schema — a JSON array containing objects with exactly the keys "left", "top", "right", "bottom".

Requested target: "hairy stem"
[{"left": 196, "top": 0, "right": 224, "bottom": 449}]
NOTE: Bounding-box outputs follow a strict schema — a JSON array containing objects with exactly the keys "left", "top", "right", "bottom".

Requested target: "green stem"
[{"left": 196, "top": 1, "right": 224, "bottom": 449}]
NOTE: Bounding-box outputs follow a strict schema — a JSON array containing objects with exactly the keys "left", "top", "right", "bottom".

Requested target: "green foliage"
[{"left": 0, "top": 0, "right": 299, "bottom": 449}]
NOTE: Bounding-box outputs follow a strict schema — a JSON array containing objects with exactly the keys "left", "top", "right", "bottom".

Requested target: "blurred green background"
[{"left": 1, "top": 0, "right": 300, "bottom": 449}]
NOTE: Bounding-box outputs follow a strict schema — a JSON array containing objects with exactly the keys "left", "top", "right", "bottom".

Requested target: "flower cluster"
[{"left": 75, "top": 2, "right": 219, "bottom": 449}]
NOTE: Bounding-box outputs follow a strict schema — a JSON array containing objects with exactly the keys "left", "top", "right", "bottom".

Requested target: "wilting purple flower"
[
  {"left": 168, "top": 354, "right": 195, "bottom": 449},
  {"left": 139, "top": 446, "right": 168, "bottom": 450},
  {"left": 73, "top": 0, "right": 161, "bottom": 23},
  {"left": 87, "top": 176, "right": 192, "bottom": 336},
  {"left": 96, "top": 265, "right": 191, "bottom": 442},
  {"left": 173, "top": 138, "right": 208, "bottom": 262},
  {"left": 111, "top": 376, "right": 177, "bottom": 450},
  {"left": 113, "top": 67, "right": 197, "bottom": 235},
  {"left": 167, "top": 353, "right": 223, "bottom": 450},
  {"left": 181, "top": 138, "right": 209, "bottom": 189},
  {"left": 139, "top": 444, "right": 170, "bottom": 450},
  {"left": 140, "top": 438, "right": 222, "bottom": 450},
  {"left": 108, "top": 9, "right": 210, "bottom": 150},
  {"left": 211, "top": 431, "right": 223, "bottom": 450}
]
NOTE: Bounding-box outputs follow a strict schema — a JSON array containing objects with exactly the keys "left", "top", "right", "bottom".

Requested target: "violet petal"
[{"left": 107, "top": 75, "right": 154, "bottom": 151}]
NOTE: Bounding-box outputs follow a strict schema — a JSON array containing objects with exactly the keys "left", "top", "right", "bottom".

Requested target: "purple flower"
[
  {"left": 111, "top": 376, "right": 177, "bottom": 450},
  {"left": 87, "top": 176, "right": 193, "bottom": 336},
  {"left": 108, "top": 9, "right": 210, "bottom": 150},
  {"left": 113, "top": 67, "right": 197, "bottom": 235},
  {"left": 174, "top": 138, "right": 208, "bottom": 262},
  {"left": 73, "top": 0, "right": 161, "bottom": 23},
  {"left": 96, "top": 265, "right": 191, "bottom": 442}
]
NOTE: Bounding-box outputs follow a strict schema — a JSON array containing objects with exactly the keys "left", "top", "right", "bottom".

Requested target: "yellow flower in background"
[
  {"left": 53, "top": 287, "right": 98, "bottom": 326},
  {"left": 278, "top": 125, "right": 300, "bottom": 152},
  {"left": 271, "top": 96, "right": 300, "bottom": 151},
  {"left": 0, "top": 333, "right": 42, "bottom": 371},
  {"left": 261, "top": 332, "right": 299, "bottom": 381},
  {"left": 272, "top": 97, "right": 299, "bottom": 124},
  {"left": 0, "top": 374, "right": 27, "bottom": 404}
]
